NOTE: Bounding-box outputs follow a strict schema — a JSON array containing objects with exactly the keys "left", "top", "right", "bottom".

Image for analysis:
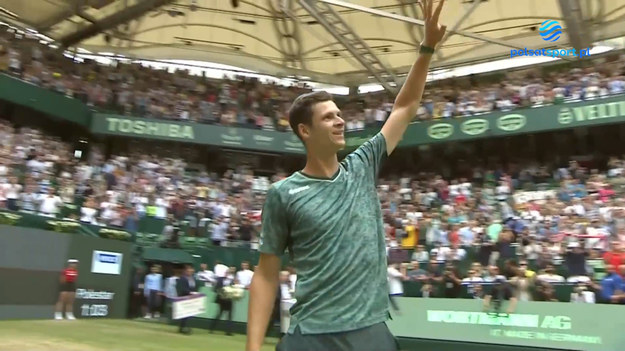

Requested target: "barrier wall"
[
  {"left": 388, "top": 298, "right": 614, "bottom": 351},
  {"left": 0, "top": 225, "right": 132, "bottom": 320},
  {"left": 190, "top": 292, "right": 617, "bottom": 351}
]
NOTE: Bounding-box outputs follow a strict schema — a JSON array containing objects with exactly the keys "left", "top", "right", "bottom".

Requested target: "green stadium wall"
[{"left": 0, "top": 225, "right": 132, "bottom": 319}]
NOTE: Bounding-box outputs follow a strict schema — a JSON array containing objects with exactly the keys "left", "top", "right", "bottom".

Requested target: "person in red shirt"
[
  {"left": 603, "top": 241, "right": 625, "bottom": 268},
  {"left": 55, "top": 259, "right": 79, "bottom": 320}
]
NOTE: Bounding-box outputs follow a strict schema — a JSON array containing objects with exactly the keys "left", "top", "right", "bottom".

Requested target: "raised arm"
[{"left": 381, "top": 0, "right": 447, "bottom": 155}]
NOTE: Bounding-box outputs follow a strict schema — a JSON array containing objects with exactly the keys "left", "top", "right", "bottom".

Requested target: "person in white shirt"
[
  {"left": 214, "top": 261, "right": 229, "bottom": 279},
  {"left": 80, "top": 197, "right": 98, "bottom": 225},
  {"left": 39, "top": 188, "right": 63, "bottom": 217},
  {"left": 536, "top": 264, "right": 565, "bottom": 284},
  {"left": 279, "top": 270, "right": 297, "bottom": 335},
  {"left": 570, "top": 283, "right": 596, "bottom": 303},
  {"left": 196, "top": 263, "right": 215, "bottom": 287},
  {"left": 430, "top": 244, "right": 450, "bottom": 261},
  {"left": 3, "top": 176, "right": 22, "bottom": 211},
  {"left": 387, "top": 263, "right": 406, "bottom": 314},
  {"left": 462, "top": 269, "right": 484, "bottom": 298},
  {"left": 235, "top": 261, "right": 254, "bottom": 288}
]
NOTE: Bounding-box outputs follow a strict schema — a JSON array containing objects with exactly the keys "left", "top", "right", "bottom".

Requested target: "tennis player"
[{"left": 246, "top": 1, "right": 446, "bottom": 350}]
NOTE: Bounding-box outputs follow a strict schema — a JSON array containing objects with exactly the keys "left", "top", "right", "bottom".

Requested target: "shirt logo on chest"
[{"left": 288, "top": 185, "right": 310, "bottom": 195}]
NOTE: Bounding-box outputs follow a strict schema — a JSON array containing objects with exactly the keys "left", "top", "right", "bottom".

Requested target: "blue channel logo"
[{"left": 539, "top": 20, "right": 562, "bottom": 42}]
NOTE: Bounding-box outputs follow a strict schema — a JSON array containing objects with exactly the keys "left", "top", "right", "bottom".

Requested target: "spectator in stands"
[
  {"left": 570, "top": 282, "right": 596, "bottom": 303},
  {"left": 603, "top": 240, "right": 625, "bottom": 267},
  {"left": 565, "top": 242, "right": 590, "bottom": 283},
  {"left": 462, "top": 268, "right": 484, "bottom": 297},
  {"left": 411, "top": 244, "right": 429, "bottom": 262},
  {"left": 537, "top": 264, "right": 565, "bottom": 284},
  {"left": 3, "top": 176, "right": 21, "bottom": 211},
  {"left": 484, "top": 265, "right": 506, "bottom": 282},
  {"left": 211, "top": 216, "right": 228, "bottom": 246},
  {"left": 600, "top": 265, "right": 624, "bottom": 303},
  {"left": 39, "top": 187, "right": 63, "bottom": 217},
  {"left": 442, "top": 264, "right": 462, "bottom": 298},
  {"left": 509, "top": 265, "right": 533, "bottom": 302}
]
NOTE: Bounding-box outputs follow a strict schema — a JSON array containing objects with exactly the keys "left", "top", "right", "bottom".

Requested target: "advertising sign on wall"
[
  {"left": 388, "top": 298, "right": 620, "bottom": 351},
  {"left": 91, "top": 250, "right": 123, "bottom": 275},
  {"left": 68, "top": 236, "right": 132, "bottom": 319}
]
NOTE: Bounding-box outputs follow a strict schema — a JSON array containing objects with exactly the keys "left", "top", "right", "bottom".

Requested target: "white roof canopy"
[{"left": 2, "top": 0, "right": 625, "bottom": 88}]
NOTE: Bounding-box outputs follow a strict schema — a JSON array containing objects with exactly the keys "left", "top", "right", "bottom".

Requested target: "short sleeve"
[
  {"left": 259, "top": 185, "right": 289, "bottom": 255},
  {"left": 344, "top": 132, "right": 388, "bottom": 178}
]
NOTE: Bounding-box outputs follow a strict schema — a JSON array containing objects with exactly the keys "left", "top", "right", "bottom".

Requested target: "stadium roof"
[{"left": 2, "top": 0, "right": 625, "bottom": 89}]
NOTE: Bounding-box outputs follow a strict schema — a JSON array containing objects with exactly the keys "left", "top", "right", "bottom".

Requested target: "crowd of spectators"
[
  {"left": 3, "top": 27, "right": 625, "bottom": 305},
  {"left": 1, "top": 112, "right": 625, "bottom": 304},
  {"left": 383, "top": 159, "right": 625, "bottom": 305},
  {"left": 2, "top": 26, "right": 625, "bottom": 133}
]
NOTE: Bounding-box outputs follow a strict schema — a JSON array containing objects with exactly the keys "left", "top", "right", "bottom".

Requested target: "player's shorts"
[
  {"left": 276, "top": 322, "right": 399, "bottom": 351},
  {"left": 60, "top": 282, "right": 76, "bottom": 292}
]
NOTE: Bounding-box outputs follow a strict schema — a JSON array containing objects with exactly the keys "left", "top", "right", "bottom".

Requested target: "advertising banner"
[
  {"left": 68, "top": 236, "right": 132, "bottom": 319},
  {"left": 388, "top": 298, "right": 620, "bottom": 351},
  {"left": 346, "top": 94, "right": 625, "bottom": 149},
  {"left": 91, "top": 114, "right": 306, "bottom": 154},
  {"left": 91, "top": 250, "right": 123, "bottom": 275},
  {"left": 172, "top": 294, "right": 207, "bottom": 320}
]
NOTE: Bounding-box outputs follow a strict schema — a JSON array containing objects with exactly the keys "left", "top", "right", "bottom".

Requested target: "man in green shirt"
[{"left": 246, "top": 1, "right": 447, "bottom": 350}]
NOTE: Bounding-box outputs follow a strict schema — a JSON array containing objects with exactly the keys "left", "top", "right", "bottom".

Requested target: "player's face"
[{"left": 304, "top": 100, "right": 345, "bottom": 151}]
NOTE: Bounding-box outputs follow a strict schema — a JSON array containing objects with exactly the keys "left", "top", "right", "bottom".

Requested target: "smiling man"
[{"left": 246, "top": 1, "right": 447, "bottom": 351}]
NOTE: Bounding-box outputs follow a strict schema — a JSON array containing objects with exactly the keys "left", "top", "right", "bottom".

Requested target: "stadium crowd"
[
  {"left": 1, "top": 113, "right": 625, "bottom": 305},
  {"left": 3, "top": 27, "right": 625, "bottom": 307},
  {"left": 2, "top": 27, "right": 625, "bottom": 132}
]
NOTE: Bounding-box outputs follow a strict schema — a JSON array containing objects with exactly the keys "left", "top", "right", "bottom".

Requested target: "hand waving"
[{"left": 419, "top": 0, "right": 447, "bottom": 48}]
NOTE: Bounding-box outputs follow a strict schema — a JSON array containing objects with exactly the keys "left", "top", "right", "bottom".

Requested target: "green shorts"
[{"left": 276, "top": 322, "right": 399, "bottom": 351}]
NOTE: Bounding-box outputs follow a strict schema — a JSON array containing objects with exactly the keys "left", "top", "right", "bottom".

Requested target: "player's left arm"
[{"left": 381, "top": 0, "right": 447, "bottom": 156}]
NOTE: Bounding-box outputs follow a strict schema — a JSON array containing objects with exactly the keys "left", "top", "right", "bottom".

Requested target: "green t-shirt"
[{"left": 259, "top": 133, "right": 389, "bottom": 335}]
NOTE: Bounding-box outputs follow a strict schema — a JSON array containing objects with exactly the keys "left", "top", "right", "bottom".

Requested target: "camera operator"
[{"left": 482, "top": 277, "right": 517, "bottom": 314}]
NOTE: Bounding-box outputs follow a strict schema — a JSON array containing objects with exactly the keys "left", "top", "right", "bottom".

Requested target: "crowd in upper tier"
[{"left": 2, "top": 26, "right": 625, "bottom": 133}]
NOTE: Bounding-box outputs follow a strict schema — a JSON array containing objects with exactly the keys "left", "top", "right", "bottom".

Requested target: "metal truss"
[
  {"left": 298, "top": 0, "right": 399, "bottom": 94},
  {"left": 267, "top": 0, "right": 307, "bottom": 71}
]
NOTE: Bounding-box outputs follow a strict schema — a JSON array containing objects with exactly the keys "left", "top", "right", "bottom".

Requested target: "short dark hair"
[{"left": 288, "top": 91, "right": 333, "bottom": 140}]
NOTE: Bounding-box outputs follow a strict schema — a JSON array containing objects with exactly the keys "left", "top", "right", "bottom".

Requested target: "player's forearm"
[
  {"left": 391, "top": 49, "right": 434, "bottom": 118},
  {"left": 246, "top": 273, "right": 279, "bottom": 351}
]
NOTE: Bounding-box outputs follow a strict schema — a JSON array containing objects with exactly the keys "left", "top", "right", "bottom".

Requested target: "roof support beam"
[
  {"left": 557, "top": 0, "right": 593, "bottom": 53},
  {"left": 438, "top": 0, "right": 482, "bottom": 48},
  {"left": 298, "top": 0, "right": 399, "bottom": 94},
  {"left": 59, "top": 0, "right": 174, "bottom": 48},
  {"left": 317, "top": 0, "right": 573, "bottom": 61}
]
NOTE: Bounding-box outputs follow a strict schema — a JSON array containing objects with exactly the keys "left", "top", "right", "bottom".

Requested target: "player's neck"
[{"left": 301, "top": 153, "right": 340, "bottom": 179}]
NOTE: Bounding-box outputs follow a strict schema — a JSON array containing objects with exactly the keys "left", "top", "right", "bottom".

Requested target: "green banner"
[
  {"left": 91, "top": 114, "right": 306, "bottom": 154},
  {"left": 346, "top": 94, "right": 625, "bottom": 149},
  {"left": 0, "top": 74, "right": 91, "bottom": 127},
  {"left": 388, "top": 298, "right": 619, "bottom": 351}
]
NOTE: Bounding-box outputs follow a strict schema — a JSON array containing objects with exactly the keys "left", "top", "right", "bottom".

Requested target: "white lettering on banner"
[
  {"left": 75, "top": 288, "right": 115, "bottom": 300},
  {"left": 558, "top": 100, "right": 625, "bottom": 125},
  {"left": 81, "top": 304, "right": 108, "bottom": 317},
  {"left": 172, "top": 294, "right": 207, "bottom": 320},
  {"left": 105, "top": 117, "right": 194, "bottom": 139},
  {"left": 513, "top": 190, "right": 556, "bottom": 204}
]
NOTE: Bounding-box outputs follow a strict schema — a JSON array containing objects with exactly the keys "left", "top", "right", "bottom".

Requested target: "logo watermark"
[
  {"left": 539, "top": 20, "right": 562, "bottom": 42},
  {"left": 510, "top": 20, "right": 590, "bottom": 59}
]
